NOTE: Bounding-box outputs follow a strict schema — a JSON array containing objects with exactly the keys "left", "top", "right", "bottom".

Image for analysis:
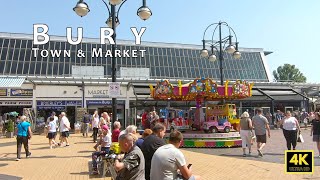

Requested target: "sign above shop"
[
  {"left": 10, "top": 89, "right": 33, "bottom": 97},
  {"left": 37, "top": 100, "right": 82, "bottom": 106},
  {"left": 0, "top": 101, "right": 32, "bottom": 106},
  {"left": 0, "top": 89, "right": 7, "bottom": 96},
  {"left": 86, "top": 100, "right": 125, "bottom": 105}
]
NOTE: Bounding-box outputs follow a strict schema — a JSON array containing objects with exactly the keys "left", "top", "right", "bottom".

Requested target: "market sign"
[
  {"left": 0, "top": 89, "right": 7, "bottom": 96},
  {"left": 10, "top": 89, "right": 33, "bottom": 97}
]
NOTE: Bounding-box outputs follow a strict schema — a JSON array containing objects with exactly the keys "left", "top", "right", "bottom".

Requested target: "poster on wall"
[
  {"left": 0, "top": 89, "right": 7, "bottom": 96},
  {"left": 10, "top": 89, "right": 33, "bottom": 96}
]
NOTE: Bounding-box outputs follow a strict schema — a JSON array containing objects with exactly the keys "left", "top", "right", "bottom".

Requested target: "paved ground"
[
  {"left": 185, "top": 127, "right": 320, "bottom": 165},
  {"left": 0, "top": 131, "right": 320, "bottom": 180}
]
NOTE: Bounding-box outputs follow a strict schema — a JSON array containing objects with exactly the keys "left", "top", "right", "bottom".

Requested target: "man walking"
[
  {"left": 82, "top": 112, "right": 91, "bottom": 137},
  {"left": 252, "top": 108, "right": 270, "bottom": 157},
  {"left": 59, "top": 112, "right": 70, "bottom": 147}
]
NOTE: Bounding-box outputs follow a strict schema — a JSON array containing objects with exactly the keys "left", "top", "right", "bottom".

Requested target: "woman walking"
[
  {"left": 47, "top": 117, "right": 58, "bottom": 149},
  {"left": 239, "top": 112, "right": 253, "bottom": 156},
  {"left": 311, "top": 112, "right": 320, "bottom": 157},
  {"left": 279, "top": 111, "right": 301, "bottom": 150},
  {"left": 16, "top": 115, "right": 32, "bottom": 161}
]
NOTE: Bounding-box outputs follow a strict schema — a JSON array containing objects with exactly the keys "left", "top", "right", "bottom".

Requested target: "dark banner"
[
  {"left": 0, "top": 89, "right": 7, "bottom": 96},
  {"left": 37, "top": 100, "right": 82, "bottom": 106},
  {"left": 10, "top": 89, "right": 33, "bottom": 96}
]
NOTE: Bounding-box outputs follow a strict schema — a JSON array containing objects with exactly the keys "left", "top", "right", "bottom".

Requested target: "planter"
[{"left": 6, "top": 132, "right": 14, "bottom": 138}]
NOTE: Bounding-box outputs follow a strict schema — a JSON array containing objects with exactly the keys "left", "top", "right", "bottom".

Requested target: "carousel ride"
[{"left": 149, "top": 78, "right": 253, "bottom": 148}]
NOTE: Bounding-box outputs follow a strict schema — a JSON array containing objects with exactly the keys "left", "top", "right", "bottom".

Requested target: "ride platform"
[{"left": 164, "top": 130, "right": 242, "bottom": 148}]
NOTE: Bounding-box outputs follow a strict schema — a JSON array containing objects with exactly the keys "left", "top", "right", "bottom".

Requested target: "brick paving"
[{"left": 0, "top": 132, "right": 320, "bottom": 180}]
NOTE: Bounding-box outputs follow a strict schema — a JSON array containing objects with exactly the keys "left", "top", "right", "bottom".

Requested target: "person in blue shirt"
[{"left": 15, "top": 115, "right": 32, "bottom": 161}]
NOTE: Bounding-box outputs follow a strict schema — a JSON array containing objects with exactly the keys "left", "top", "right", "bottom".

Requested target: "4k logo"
[{"left": 285, "top": 150, "right": 314, "bottom": 174}]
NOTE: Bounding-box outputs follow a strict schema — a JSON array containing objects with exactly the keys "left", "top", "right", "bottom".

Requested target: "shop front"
[
  {"left": 0, "top": 88, "right": 33, "bottom": 118},
  {"left": 86, "top": 100, "right": 126, "bottom": 127},
  {"left": 36, "top": 100, "right": 82, "bottom": 129}
]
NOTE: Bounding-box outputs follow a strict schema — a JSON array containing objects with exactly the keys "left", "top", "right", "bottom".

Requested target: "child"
[
  {"left": 47, "top": 117, "right": 58, "bottom": 149},
  {"left": 91, "top": 125, "right": 111, "bottom": 174}
]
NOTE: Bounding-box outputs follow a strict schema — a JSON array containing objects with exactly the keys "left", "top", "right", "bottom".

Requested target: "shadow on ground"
[
  {"left": 0, "top": 163, "right": 8, "bottom": 167},
  {"left": 0, "top": 174, "right": 22, "bottom": 180}
]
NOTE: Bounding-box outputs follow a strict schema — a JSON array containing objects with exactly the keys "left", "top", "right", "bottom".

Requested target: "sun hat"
[{"left": 102, "top": 125, "right": 109, "bottom": 131}]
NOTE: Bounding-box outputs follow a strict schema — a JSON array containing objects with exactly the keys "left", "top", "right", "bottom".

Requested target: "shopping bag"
[{"left": 297, "top": 134, "right": 304, "bottom": 143}]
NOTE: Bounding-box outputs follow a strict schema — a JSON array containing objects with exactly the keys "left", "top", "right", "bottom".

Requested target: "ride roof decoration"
[{"left": 150, "top": 78, "right": 253, "bottom": 101}]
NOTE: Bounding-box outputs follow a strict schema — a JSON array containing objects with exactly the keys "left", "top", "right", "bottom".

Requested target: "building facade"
[{"left": 0, "top": 32, "right": 311, "bottom": 127}]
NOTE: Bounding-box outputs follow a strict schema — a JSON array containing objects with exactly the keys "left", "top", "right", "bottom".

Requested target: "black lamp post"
[
  {"left": 200, "top": 21, "right": 241, "bottom": 86},
  {"left": 73, "top": 0, "right": 152, "bottom": 125}
]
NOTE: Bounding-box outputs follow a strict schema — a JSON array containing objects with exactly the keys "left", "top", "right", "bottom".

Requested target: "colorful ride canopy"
[{"left": 150, "top": 78, "right": 253, "bottom": 101}]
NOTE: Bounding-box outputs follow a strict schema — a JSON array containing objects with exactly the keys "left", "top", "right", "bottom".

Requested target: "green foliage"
[
  {"left": 273, "top": 64, "right": 307, "bottom": 83},
  {"left": 7, "top": 120, "right": 14, "bottom": 132}
]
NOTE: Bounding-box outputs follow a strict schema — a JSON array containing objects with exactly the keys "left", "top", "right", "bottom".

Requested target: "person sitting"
[
  {"left": 150, "top": 130, "right": 200, "bottom": 180},
  {"left": 136, "top": 129, "right": 153, "bottom": 149},
  {"left": 91, "top": 125, "right": 111, "bottom": 174},
  {"left": 114, "top": 133, "right": 145, "bottom": 180}
]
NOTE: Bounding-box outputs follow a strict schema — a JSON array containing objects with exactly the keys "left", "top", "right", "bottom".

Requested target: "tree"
[{"left": 273, "top": 64, "right": 307, "bottom": 83}]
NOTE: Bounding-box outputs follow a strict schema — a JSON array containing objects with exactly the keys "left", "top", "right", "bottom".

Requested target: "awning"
[{"left": 0, "top": 77, "right": 25, "bottom": 88}]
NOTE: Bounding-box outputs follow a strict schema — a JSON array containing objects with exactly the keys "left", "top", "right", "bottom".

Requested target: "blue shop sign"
[
  {"left": 11, "top": 89, "right": 33, "bottom": 96},
  {"left": 37, "top": 106, "right": 66, "bottom": 111},
  {"left": 87, "top": 100, "right": 125, "bottom": 105},
  {"left": 37, "top": 100, "right": 82, "bottom": 106}
]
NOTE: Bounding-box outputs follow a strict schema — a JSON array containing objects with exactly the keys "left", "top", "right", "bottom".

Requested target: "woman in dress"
[
  {"left": 279, "top": 111, "right": 301, "bottom": 150},
  {"left": 311, "top": 112, "right": 320, "bottom": 157},
  {"left": 239, "top": 112, "right": 253, "bottom": 156}
]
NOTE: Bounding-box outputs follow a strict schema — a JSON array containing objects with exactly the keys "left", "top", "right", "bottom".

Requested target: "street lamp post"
[
  {"left": 200, "top": 21, "right": 241, "bottom": 86},
  {"left": 73, "top": 0, "right": 152, "bottom": 125}
]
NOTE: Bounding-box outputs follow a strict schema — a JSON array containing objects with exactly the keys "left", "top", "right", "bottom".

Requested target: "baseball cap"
[{"left": 102, "top": 125, "right": 109, "bottom": 131}]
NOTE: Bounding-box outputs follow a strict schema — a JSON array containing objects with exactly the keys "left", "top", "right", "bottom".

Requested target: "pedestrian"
[
  {"left": 279, "top": 111, "right": 301, "bottom": 150},
  {"left": 141, "top": 123, "right": 166, "bottom": 180},
  {"left": 136, "top": 129, "right": 153, "bottom": 149},
  {"left": 58, "top": 112, "right": 71, "bottom": 147},
  {"left": 92, "top": 125, "right": 111, "bottom": 174},
  {"left": 111, "top": 121, "right": 121, "bottom": 142},
  {"left": 311, "top": 112, "right": 320, "bottom": 157},
  {"left": 92, "top": 112, "right": 100, "bottom": 143},
  {"left": 47, "top": 116, "right": 58, "bottom": 149},
  {"left": 114, "top": 133, "right": 145, "bottom": 180},
  {"left": 239, "top": 112, "right": 253, "bottom": 157},
  {"left": 150, "top": 130, "right": 200, "bottom": 180},
  {"left": 15, "top": 115, "right": 32, "bottom": 161},
  {"left": 252, "top": 108, "right": 271, "bottom": 157},
  {"left": 82, "top": 112, "right": 91, "bottom": 137}
]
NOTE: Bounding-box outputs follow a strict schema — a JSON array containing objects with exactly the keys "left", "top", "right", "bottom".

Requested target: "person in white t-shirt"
[
  {"left": 58, "top": 112, "right": 70, "bottom": 147},
  {"left": 91, "top": 125, "right": 111, "bottom": 174},
  {"left": 47, "top": 112, "right": 59, "bottom": 140},
  {"left": 47, "top": 117, "right": 58, "bottom": 149},
  {"left": 92, "top": 112, "right": 100, "bottom": 143},
  {"left": 150, "top": 130, "right": 200, "bottom": 180}
]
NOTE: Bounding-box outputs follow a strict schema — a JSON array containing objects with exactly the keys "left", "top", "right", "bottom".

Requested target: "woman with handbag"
[
  {"left": 311, "top": 112, "right": 320, "bottom": 157},
  {"left": 279, "top": 111, "right": 301, "bottom": 150},
  {"left": 239, "top": 112, "right": 253, "bottom": 157},
  {"left": 15, "top": 115, "right": 32, "bottom": 161}
]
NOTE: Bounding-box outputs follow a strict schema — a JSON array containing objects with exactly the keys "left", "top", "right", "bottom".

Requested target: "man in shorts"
[{"left": 252, "top": 108, "right": 270, "bottom": 157}]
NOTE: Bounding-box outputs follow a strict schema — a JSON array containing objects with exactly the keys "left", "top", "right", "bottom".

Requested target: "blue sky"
[{"left": 0, "top": 0, "right": 319, "bottom": 82}]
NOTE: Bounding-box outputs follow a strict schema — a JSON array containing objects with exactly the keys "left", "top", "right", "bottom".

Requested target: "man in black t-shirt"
[{"left": 141, "top": 123, "right": 166, "bottom": 180}]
